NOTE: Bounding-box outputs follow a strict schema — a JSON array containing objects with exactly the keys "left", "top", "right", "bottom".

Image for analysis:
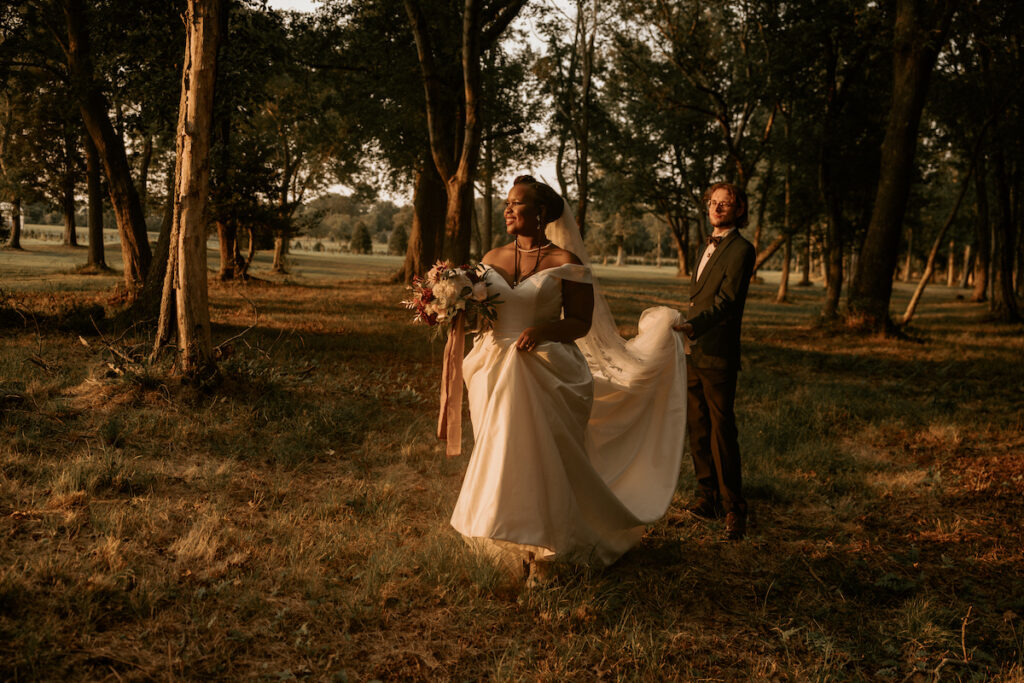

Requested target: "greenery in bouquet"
[{"left": 403, "top": 261, "right": 501, "bottom": 333}]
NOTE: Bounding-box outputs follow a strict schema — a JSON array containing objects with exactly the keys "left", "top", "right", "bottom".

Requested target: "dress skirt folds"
[{"left": 450, "top": 264, "right": 686, "bottom": 567}]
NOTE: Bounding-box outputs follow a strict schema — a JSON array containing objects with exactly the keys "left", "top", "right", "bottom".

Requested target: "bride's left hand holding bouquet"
[{"left": 402, "top": 261, "right": 500, "bottom": 456}]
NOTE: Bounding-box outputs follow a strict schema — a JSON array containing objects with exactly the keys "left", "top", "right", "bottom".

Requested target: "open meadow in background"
[{"left": 1, "top": 239, "right": 1022, "bottom": 681}]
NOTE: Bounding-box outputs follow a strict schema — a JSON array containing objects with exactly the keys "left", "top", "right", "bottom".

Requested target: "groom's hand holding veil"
[{"left": 672, "top": 320, "right": 694, "bottom": 336}]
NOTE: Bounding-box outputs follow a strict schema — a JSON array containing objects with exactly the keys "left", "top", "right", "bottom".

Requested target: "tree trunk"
[
  {"left": 149, "top": 165, "right": 180, "bottom": 339},
  {"left": 847, "top": 0, "right": 956, "bottom": 330},
  {"left": 64, "top": 0, "right": 152, "bottom": 291},
  {"left": 574, "top": 0, "right": 598, "bottom": 237},
  {"left": 901, "top": 163, "right": 973, "bottom": 325},
  {"left": 818, "top": 65, "right": 845, "bottom": 318},
  {"left": 272, "top": 234, "right": 288, "bottom": 273},
  {"left": 443, "top": 175, "right": 475, "bottom": 264},
  {"left": 776, "top": 236, "right": 791, "bottom": 303},
  {"left": 751, "top": 158, "right": 774, "bottom": 256},
  {"left": 555, "top": 135, "right": 570, "bottom": 201},
  {"left": 84, "top": 133, "right": 106, "bottom": 268},
  {"left": 5, "top": 197, "right": 22, "bottom": 249},
  {"left": 396, "top": 154, "right": 446, "bottom": 283},
  {"left": 662, "top": 206, "right": 689, "bottom": 277},
  {"left": 244, "top": 226, "right": 256, "bottom": 272},
  {"left": 946, "top": 240, "right": 955, "bottom": 286},
  {"left": 470, "top": 197, "right": 481, "bottom": 257},
  {"left": 670, "top": 226, "right": 687, "bottom": 278},
  {"left": 404, "top": 0, "right": 525, "bottom": 266},
  {"left": 615, "top": 244, "right": 624, "bottom": 266},
  {"left": 138, "top": 133, "right": 153, "bottom": 216},
  {"left": 120, "top": 162, "right": 175, "bottom": 331},
  {"left": 154, "top": 0, "right": 221, "bottom": 375},
  {"left": 971, "top": 156, "right": 990, "bottom": 302},
  {"left": 797, "top": 223, "right": 811, "bottom": 286},
  {"left": 217, "top": 220, "right": 236, "bottom": 280},
  {"left": 820, "top": 180, "right": 844, "bottom": 319},
  {"left": 774, "top": 163, "right": 792, "bottom": 302},
  {"left": 960, "top": 244, "right": 972, "bottom": 288},
  {"left": 990, "top": 144, "right": 1021, "bottom": 322},
  {"left": 62, "top": 172, "right": 78, "bottom": 247},
  {"left": 481, "top": 142, "right": 494, "bottom": 253},
  {"left": 754, "top": 234, "right": 787, "bottom": 273},
  {"left": 902, "top": 228, "right": 913, "bottom": 281},
  {"left": 1017, "top": 226, "right": 1024, "bottom": 298}
]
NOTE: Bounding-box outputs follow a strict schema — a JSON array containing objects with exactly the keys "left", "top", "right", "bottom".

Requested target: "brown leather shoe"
[
  {"left": 724, "top": 511, "right": 746, "bottom": 540},
  {"left": 685, "top": 498, "right": 724, "bottom": 520}
]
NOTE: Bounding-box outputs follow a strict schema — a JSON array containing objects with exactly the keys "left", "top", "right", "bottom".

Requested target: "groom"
[{"left": 674, "top": 182, "right": 756, "bottom": 540}]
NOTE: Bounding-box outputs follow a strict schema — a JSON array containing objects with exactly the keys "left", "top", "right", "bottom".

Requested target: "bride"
[{"left": 450, "top": 175, "right": 686, "bottom": 573}]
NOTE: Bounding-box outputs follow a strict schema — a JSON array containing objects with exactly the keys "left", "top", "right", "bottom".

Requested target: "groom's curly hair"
[
  {"left": 703, "top": 182, "right": 749, "bottom": 229},
  {"left": 513, "top": 175, "right": 565, "bottom": 223}
]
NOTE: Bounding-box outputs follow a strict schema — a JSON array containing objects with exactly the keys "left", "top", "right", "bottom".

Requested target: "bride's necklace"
[
  {"left": 513, "top": 239, "right": 550, "bottom": 286},
  {"left": 515, "top": 239, "right": 547, "bottom": 253}
]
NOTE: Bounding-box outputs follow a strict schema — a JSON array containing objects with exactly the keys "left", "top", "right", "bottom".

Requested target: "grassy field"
[{"left": 1, "top": 241, "right": 1022, "bottom": 681}]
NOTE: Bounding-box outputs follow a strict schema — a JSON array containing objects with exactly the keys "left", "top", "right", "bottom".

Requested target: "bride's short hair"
[{"left": 513, "top": 175, "right": 564, "bottom": 223}]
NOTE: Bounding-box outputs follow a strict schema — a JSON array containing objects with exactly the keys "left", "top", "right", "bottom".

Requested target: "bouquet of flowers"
[
  {"left": 405, "top": 261, "right": 500, "bottom": 457},
  {"left": 403, "top": 261, "right": 500, "bottom": 331}
]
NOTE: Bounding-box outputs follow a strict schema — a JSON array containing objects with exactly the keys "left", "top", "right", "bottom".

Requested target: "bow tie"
[{"left": 708, "top": 234, "right": 726, "bottom": 247}]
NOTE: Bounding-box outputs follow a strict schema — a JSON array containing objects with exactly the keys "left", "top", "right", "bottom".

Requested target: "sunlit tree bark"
[
  {"left": 396, "top": 153, "right": 446, "bottom": 283},
  {"left": 154, "top": 0, "right": 221, "bottom": 377}
]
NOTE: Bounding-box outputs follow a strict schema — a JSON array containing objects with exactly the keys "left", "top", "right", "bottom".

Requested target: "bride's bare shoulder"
[{"left": 482, "top": 244, "right": 514, "bottom": 266}]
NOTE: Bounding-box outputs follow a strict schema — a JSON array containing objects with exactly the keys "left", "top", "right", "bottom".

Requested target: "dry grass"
[{"left": 1, "top": 256, "right": 1022, "bottom": 681}]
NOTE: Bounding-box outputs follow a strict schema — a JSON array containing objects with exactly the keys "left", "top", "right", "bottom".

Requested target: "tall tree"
[
  {"left": 83, "top": 132, "right": 106, "bottom": 269},
  {"left": 403, "top": 0, "right": 527, "bottom": 265},
  {"left": 20, "top": 83, "right": 83, "bottom": 247},
  {"left": 623, "top": 0, "right": 779, "bottom": 192},
  {"left": 538, "top": 0, "right": 603, "bottom": 234},
  {"left": 782, "top": 0, "right": 889, "bottom": 320},
  {"left": 848, "top": 0, "right": 958, "bottom": 330},
  {"left": 62, "top": 0, "right": 152, "bottom": 289},
  {"left": 154, "top": 0, "right": 222, "bottom": 377},
  {"left": 0, "top": 82, "right": 35, "bottom": 251}
]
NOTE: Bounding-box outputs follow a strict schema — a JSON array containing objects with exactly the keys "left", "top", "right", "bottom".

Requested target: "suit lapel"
[{"left": 692, "top": 231, "right": 739, "bottom": 296}]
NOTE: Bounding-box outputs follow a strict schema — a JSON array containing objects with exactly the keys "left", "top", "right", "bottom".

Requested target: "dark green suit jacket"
[{"left": 686, "top": 231, "right": 756, "bottom": 370}]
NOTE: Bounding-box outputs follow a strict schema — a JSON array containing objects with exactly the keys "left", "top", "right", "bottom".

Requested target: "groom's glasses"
[{"left": 708, "top": 200, "right": 735, "bottom": 211}]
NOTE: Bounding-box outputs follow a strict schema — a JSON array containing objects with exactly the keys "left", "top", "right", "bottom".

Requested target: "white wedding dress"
[{"left": 450, "top": 258, "right": 687, "bottom": 567}]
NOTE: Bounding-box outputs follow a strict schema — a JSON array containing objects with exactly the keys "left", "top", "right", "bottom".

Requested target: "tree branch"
[
  {"left": 480, "top": 0, "right": 528, "bottom": 48},
  {"left": 403, "top": 0, "right": 454, "bottom": 180}
]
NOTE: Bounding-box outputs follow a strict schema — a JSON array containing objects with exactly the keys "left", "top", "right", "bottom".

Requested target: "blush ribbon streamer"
[{"left": 437, "top": 312, "right": 465, "bottom": 457}]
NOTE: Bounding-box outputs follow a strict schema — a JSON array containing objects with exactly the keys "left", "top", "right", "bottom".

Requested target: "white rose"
[
  {"left": 432, "top": 278, "right": 459, "bottom": 307},
  {"left": 434, "top": 273, "right": 472, "bottom": 306},
  {"left": 472, "top": 281, "right": 488, "bottom": 301}
]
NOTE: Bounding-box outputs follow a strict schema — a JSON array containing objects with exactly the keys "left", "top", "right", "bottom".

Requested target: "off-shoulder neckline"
[{"left": 483, "top": 262, "right": 588, "bottom": 289}]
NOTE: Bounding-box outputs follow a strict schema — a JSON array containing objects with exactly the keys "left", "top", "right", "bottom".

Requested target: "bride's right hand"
[{"left": 515, "top": 327, "right": 545, "bottom": 352}]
